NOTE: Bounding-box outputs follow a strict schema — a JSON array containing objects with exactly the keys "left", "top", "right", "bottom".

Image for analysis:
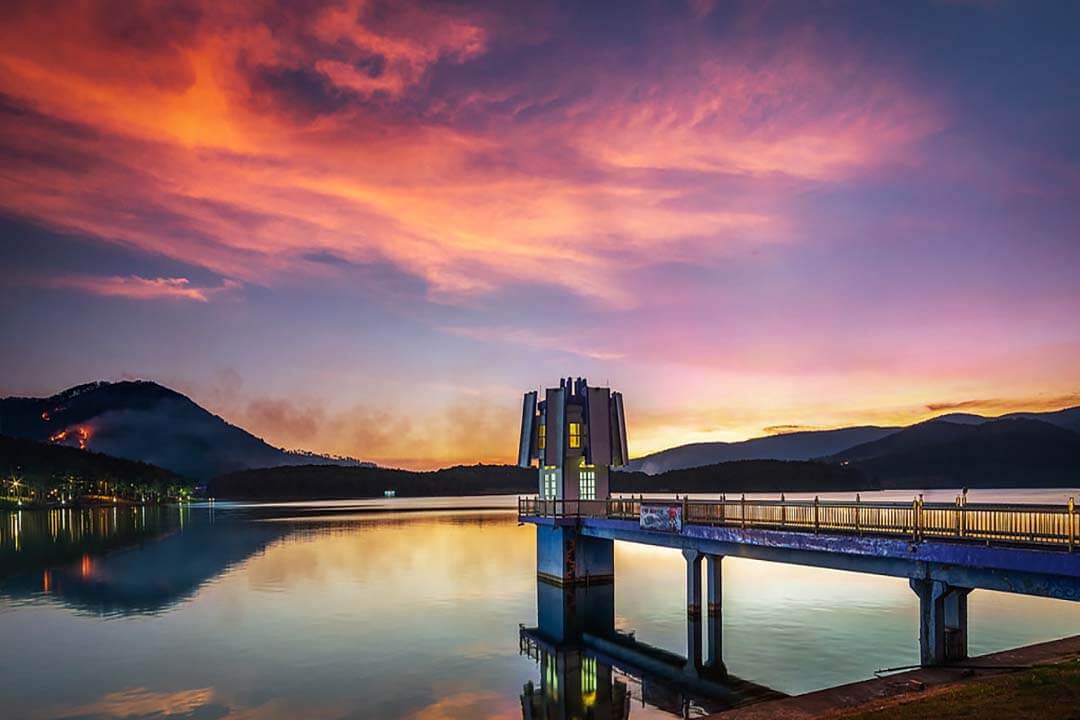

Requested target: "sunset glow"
[{"left": 1, "top": 1, "right": 1078, "bottom": 468}]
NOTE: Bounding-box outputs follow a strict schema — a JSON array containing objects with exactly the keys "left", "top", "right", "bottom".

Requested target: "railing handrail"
[{"left": 518, "top": 493, "right": 1079, "bottom": 551}]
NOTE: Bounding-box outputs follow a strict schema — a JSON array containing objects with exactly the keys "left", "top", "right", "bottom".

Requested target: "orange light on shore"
[
  {"left": 42, "top": 570, "right": 52, "bottom": 593},
  {"left": 80, "top": 555, "right": 92, "bottom": 578}
]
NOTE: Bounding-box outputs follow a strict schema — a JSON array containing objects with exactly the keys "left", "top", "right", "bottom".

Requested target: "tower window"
[
  {"left": 579, "top": 469, "right": 596, "bottom": 500},
  {"left": 568, "top": 422, "right": 582, "bottom": 449},
  {"left": 543, "top": 470, "right": 558, "bottom": 499},
  {"left": 538, "top": 424, "right": 546, "bottom": 450}
]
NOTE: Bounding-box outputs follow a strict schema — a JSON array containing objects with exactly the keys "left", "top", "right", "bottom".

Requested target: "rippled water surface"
[{"left": 2, "top": 491, "right": 1080, "bottom": 719}]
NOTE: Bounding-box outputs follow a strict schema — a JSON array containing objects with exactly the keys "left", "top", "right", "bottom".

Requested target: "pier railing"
[{"left": 518, "top": 495, "right": 1080, "bottom": 551}]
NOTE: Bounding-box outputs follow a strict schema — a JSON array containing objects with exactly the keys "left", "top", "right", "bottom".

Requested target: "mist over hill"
[{"left": 0, "top": 381, "right": 371, "bottom": 481}]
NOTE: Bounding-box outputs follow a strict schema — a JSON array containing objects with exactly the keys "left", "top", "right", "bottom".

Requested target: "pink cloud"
[{"left": 49, "top": 275, "right": 239, "bottom": 302}]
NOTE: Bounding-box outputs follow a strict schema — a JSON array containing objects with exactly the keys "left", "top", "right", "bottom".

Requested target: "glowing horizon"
[{"left": 1, "top": 1, "right": 1078, "bottom": 469}]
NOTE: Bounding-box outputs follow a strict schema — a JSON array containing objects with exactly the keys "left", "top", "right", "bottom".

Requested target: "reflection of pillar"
[
  {"left": 537, "top": 579, "right": 615, "bottom": 644},
  {"left": 705, "top": 554, "right": 725, "bottom": 672},
  {"left": 910, "top": 579, "right": 972, "bottom": 665},
  {"left": 683, "top": 549, "right": 702, "bottom": 672}
]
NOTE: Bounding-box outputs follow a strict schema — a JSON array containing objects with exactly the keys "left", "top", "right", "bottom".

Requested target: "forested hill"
[
  {"left": 0, "top": 434, "right": 186, "bottom": 495},
  {"left": 208, "top": 460, "right": 870, "bottom": 499},
  {"left": 0, "top": 380, "right": 371, "bottom": 480},
  {"left": 209, "top": 464, "right": 538, "bottom": 499}
]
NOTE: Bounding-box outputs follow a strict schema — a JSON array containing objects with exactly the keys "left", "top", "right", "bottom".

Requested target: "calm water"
[{"left": 2, "top": 490, "right": 1080, "bottom": 719}]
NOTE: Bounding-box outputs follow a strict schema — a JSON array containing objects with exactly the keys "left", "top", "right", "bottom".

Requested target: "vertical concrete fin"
[
  {"left": 587, "top": 387, "right": 612, "bottom": 468},
  {"left": 545, "top": 387, "right": 566, "bottom": 469},
  {"left": 518, "top": 391, "right": 538, "bottom": 468}
]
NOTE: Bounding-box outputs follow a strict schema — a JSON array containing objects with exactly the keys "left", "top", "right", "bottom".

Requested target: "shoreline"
[{"left": 718, "top": 634, "right": 1080, "bottom": 720}]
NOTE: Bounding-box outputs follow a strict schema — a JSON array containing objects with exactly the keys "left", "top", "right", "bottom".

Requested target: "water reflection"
[
  {"left": 1, "top": 504, "right": 294, "bottom": 616},
  {"left": 1, "top": 498, "right": 1079, "bottom": 719},
  {"left": 520, "top": 582, "right": 783, "bottom": 718}
]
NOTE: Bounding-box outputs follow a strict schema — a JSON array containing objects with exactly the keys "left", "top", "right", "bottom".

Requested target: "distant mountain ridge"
[
  {"left": 625, "top": 426, "right": 899, "bottom": 474},
  {"left": 830, "top": 417, "right": 1080, "bottom": 489},
  {"left": 0, "top": 380, "right": 372, "bottom": 480},
  {"left": 625, "top": 405, "right": 1080, "bottom": 474}
]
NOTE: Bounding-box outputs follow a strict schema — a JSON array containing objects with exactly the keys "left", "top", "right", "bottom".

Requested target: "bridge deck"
[{"left": 519, "top": 496, "right": 1080, "bottom": 600}]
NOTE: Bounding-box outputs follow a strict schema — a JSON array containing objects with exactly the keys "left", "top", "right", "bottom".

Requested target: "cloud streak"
[{"left": 49, "top": 274, "right": 239, "bottom": 302}]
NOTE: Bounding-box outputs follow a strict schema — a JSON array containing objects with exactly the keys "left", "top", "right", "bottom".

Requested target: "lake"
[{"left": 3, "top": 490, "right": 1080, "bottom": 719}]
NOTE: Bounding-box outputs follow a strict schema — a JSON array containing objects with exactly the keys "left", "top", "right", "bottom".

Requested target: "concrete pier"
[
  {"left": 536, "top": 525, "right": 614, "bottom": 587},
  {"left": 684, "top": 549, "right": 703, "bottom": 672},
  {"left": 911, "top": 578, "right": 972, "bottom": 666},
  {"left": 706, "top": 554, "right": 724, "bottom": 671}
]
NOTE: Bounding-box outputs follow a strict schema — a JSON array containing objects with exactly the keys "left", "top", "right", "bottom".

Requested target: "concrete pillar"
[
  {"left": 910, "top": 578, "right": 972, "bottom": 665},
  {"left": 536, "top": 526, "right": 614, "bottom": 587},
  {"left": 705, "top": 554, "right": 725, "bottom": 672},
  {"left": 683, "top": 549, "right": 702, "bottom": 672}
]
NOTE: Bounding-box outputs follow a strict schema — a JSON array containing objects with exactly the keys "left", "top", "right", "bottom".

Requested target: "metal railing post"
[
  {"left": 682, "top": 494, "right": 688, "bottom": 526},
  {"left": 912, "top": 496, "right": 918, "bottom": 542},
  {"left": 961, "top": 488, "right": 968, "bottom": 539},
  {"left": 955, "top": 494, "right": 960, "bottom": 537},
  {"left": 855, "top": 493, "right": 861, "bottom": 535},
  {"left": 741, "top": 494, "right": 746, "bottom": 529},
  {"left": 720, "top": 493, "right": 726, "bottom": 525},
  {"left": 780, "top": 493, "right": 786, "bottom": 528},
  {"left": 814, "top": 496, "right": 820, "bottom": 533},
  {"left": 1070, "top": 497, "right": 1075, "bottom": 552}
]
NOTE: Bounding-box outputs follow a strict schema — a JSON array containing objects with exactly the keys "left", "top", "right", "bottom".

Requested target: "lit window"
[
  {"left": 579, "top": 470, "right": 595, "bottom": 500},
  {"left": 568, "top": 422, "right": 582, "bottom": 449},
  {"left": 544, "top": 471, "right": 558, "bottom": 499},
  {"left": 538, "top": 424, "right": 546, "bottom": 450}
]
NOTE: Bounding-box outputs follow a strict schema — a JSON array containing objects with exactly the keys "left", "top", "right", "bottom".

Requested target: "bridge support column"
[
  {"left": 910, "top": 579, "right": 972, "bottom": 666},
  {"left": 536, "top": 526, "right": 614, "bottom": 587},
  {"left": 683, "top": 549, "right": 703, "bottom": 673},
  {"left": 705, "top": 554, "right": 725, "bottom": 673}
]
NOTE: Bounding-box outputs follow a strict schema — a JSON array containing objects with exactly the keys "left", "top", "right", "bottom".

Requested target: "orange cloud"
[{"left": 0, "top": 0, "right": 941, "bottom": 311}]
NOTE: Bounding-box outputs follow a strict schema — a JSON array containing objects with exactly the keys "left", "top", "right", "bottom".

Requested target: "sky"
[{"left": 1, "top": 0, "right": 1079, "bottom": 469}]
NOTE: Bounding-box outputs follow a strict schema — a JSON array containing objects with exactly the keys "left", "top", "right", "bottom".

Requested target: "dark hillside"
[
  {"left": 0, "top": 381, "right": 369, "bottom": 480},
  {"left": 0, "top": 434, "right": 187, "bottom": 498},
  {"left": 834, "top": 419, "right": 1080, "bottom": 489}
]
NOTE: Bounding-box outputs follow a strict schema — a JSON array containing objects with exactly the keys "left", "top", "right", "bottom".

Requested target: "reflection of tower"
[
  {"left": 520, "top": 643, "right": 630, "bottom": 720},
  {"left": 518, "top": 377, "right": 628, "bottom": 501},
  {"left": 521, "top": 583, "right": 627, "bottom": 720}
]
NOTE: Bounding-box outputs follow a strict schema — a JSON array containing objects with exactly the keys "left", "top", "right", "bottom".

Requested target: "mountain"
[
  {"left": 999, "top": 406, "right": 1080, "bottom": 434},
  {"left": 613, "top": 460, "right": 870, "bottom": 495},
  {"left": 624, "top": 426, "right": 899, "bottom": 475},
  {"left": 0, "top": 381, "right": 370, "bottom": 480},
  {"left": 830, "top": 418, "right": 1080, "bottom": 489},
  {"left": 624, "top": 405, "right": 1080, "bottom": 475},
  {"left": 933, "top": 407, "right": 1080, "bottom": 433}
]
